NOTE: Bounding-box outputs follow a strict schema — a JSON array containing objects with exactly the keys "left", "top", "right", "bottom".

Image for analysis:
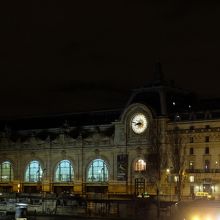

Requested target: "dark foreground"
[{"left": 0, "top": 213, "right": 173, "bottom": 220}]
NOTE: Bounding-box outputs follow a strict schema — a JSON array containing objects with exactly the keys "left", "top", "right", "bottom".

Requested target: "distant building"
[{"left": 1, "top": 63, "right": 220, "bottom": 200}]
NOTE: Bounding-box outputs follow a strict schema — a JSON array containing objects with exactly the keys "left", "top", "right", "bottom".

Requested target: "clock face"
[{"left": 131, "top": 113, "right": 148, "bottom": 134}]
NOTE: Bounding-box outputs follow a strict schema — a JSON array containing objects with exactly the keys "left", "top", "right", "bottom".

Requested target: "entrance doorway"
[
  {"left": 86, "top": 186, "right": 108, "bottom": 199},
  {"left": 0, "top": 186, "right": 12, "bottom": 193},
  {"left": 135, "top": 178, "right": 145, "bottom": 196},
  {"left": 203, "top": 184, "right": 212, "bottom": 194},
  {"left": 53, "top": 186, "right": 73, "bottom": 194},
  {"left": 23, "top": 185, "right": 41, "bottom": 193}
]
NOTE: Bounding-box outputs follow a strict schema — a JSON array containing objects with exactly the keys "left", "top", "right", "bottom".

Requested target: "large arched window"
[
  {"left": 55, "top": 160, "right": 74, "bottom": 182},
  {"left": 87, "top": 159, "right": 108, "bottom": 182},
  {"left": 135, "top": 159, "right": 146, "bottom": 172},
  {"left": 25, "top": 160, "right": 42, "bottom": 182},
  {"left": 0, "top": 161, "right": 13, "bottom": 182}
]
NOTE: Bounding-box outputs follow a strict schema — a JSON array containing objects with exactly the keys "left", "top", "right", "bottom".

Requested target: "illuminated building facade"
[{"left": 0, "top": 65, "right": 220, "bottom": 200}]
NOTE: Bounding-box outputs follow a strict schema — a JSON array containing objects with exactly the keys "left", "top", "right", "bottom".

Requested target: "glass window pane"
[
  {"left": 87, "top": 159, "right": 108, "bottom": 182},
  {"left": 0, "top": 161, "right": 13, "bottom": 182},
  {"left": 55, "top": 160, "right": 74, "bottom": 182},
  {"left": 25, "top": 160, "right": 42, "bottom": 182},
  {"left": 135, "top": 159, "right": 146, "bottom": 171}
]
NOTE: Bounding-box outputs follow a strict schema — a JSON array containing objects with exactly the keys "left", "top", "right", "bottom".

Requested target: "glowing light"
[
  {"left": 189, "top": 175, "right": 194, "bottom": 183},
  {"left": 204, "top": 215, "right": 213, "bottom": 220},
  {"left": 17, "top": 183, "right": 20, "bottom": 193},
  {"left": 191, "top": 215, "right": 200, "bottom": 220}
]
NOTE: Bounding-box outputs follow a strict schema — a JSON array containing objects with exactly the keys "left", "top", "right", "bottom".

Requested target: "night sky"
[{"left": 1, "top": 1, "right": 220, "bottom": 118}]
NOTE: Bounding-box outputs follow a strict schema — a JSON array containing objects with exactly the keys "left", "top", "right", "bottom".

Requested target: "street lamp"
[
  {"left": 166, "top": 168, "right": 172, "bottom": 217},
  {"left": 166, "top": 168, "right": 172, "bottom": 202}
]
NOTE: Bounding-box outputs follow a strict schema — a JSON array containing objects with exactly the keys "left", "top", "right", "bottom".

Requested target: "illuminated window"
[
  {"left": 0, "top": 161, "right": 13, "bottom": 182},
  {"left": 135, "top": 159, "right": 146, "bottom": 172},
  {"left": 189, "top": 176, "right": 194, "bottom": 183},
  {"left": 174, "top": 176, "right": 179, "bottom": 182},
  {"left": 204, "top": 160, "right": 210, "bottom": 171},
  {"left": 189, "top": 161, "right": 194, "bottom": 170},
  {"left": 87, "top": 159, "right": 108, "bottom": 182},
  {"left": 55, "top": 160, "right": 73, "bottom": 182},
  {"left": 25, "top": 160, "right": 42, "bottom": 182}
]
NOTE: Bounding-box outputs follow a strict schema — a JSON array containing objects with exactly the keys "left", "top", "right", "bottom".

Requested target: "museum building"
[{"left": 1, "top": 66, "right": 220, "bottom": 199}]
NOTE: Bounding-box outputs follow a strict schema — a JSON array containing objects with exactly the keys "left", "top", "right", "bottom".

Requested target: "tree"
[
  {"left": 145, "top": 118, "right": 168, "bottom": 218},
  {"left": 168, "top": 126, "right": 187, "bottom": 201}
]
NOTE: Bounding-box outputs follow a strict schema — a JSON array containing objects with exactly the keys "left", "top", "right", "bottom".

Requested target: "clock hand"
[
  {"left": 132, "top": 121, "right": 142, "bottom": 126},
  {"left": 136, "top": 122, "right": 142, "bottom": 126}
]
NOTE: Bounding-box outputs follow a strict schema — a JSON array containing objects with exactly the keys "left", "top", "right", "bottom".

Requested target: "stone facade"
[{"left": 0, "top": 72, "right": 220, "bottom": 200}]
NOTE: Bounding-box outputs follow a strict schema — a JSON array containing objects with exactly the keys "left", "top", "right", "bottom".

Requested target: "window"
[
  {"left": 189, "top": 176, "right": 194, "bottom": 183},
  {"left": 87, "top": 159, "right": 108, "bottom": 182},
  {"left": 189, "top": 161, "right": 194, "bottom": 170},
  {"left": 205, "top": 147, "right": 209, "bottom": 154},
  {"left": 189, "top": 147, "right": 194, "bottom": 155},
  {"left": 174, "top": 176, "right": 179, "bottom": 182},
  {"left": 135, "top": 159, "right": 146, "bottom": 172},
  {"left": 204, "top": 160, "right": 210, "bottom": 171},
  {"left": 25, "top": 160, "right": 42, "bottom": 182},
  {"left": 55, "top": 160, "right": 73, "bottom": 182},
  {"left": 0, "top": 161, "right": 13, "bottom": 182},
  {"left": 205, "top": 136, "right": 209, "bottom": 142}
]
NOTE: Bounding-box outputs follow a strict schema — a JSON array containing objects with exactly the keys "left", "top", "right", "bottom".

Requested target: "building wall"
[
  {"left": 167, "top": 119, "right": 220, "bottom": 199},
  {"left": 1, "top": 102, "right": 220, "bottom": 200}
]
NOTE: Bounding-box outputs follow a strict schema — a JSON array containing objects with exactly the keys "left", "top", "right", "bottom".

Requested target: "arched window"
[
  {"left": 55, "top": 160, "right": 74, "bottom": 182},
  {"left": 0, "top": 161, "right": 13, "bottom": 182},
  {"left": 87, "top": 159, "right": 108, "bottom": 182},
  {"left": 135, "top": 159, "right": 146, "bottom": 172},
  {"left": 25, "top": 160, "right": 42, "bottom": 182}
]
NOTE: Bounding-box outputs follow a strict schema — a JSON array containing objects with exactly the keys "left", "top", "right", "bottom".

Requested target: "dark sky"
[{"left": 1, "top": 1, "right": 220, "bottom": 118}]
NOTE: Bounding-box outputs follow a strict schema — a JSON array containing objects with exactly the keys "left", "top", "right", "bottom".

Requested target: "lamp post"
[
  {"left": 166, "top": 169, "right": 172, "bottom": 202},
  {"left": 166, "top": 168, "right": 172, "bottom": 217}
]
